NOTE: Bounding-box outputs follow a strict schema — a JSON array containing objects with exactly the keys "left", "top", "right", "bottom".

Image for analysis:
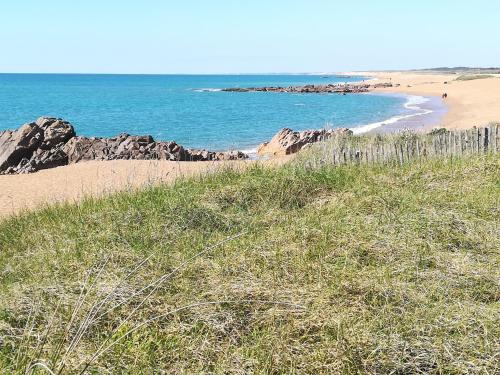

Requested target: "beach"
[
  {"left": 360, "top": 71, "right": 500, "bottom": 129},
  {"left": 0, "top": 159, "right": 253, "bottom": 218},
  {"left": 1, "top": 71, "right": 499, "bottom": 219}
]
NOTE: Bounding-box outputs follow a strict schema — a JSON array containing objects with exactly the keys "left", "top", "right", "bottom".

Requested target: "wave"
[
  {"left": 235, "top": 147, "right": 258, "bottom": 160},
  {"left": 192, "top": 88, "right": 222, "bottom": 93},
  {"left": 351, "top": 95, "right": 433, "bottom": 135}
]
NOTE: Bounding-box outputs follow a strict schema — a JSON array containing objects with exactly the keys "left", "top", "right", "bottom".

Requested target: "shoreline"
[
  {"left": 351, "top": 92, "right": 447, "bottom": 135},
  {"left": 220, "top": 72, "right": 457, "bottom": 152},
  {"left": 240, "top": 69, "right": 500, "bottom": 142},
  {"left": 239, "top": 90, "right": 448, "bottom": 155},
  {"left": 355, "top": 71, "right": 500, "bottom": 129},
  {"left": 343, "top": 73, "right": 447, "bottom": 134},
  {"left": 1, "top": 70, "right": 499, "bottom": 218}
]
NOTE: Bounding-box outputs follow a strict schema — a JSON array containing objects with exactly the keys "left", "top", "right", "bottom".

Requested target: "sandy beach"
[
  {"left": 0, "top": 160, "right": 250, "bottom": 219},
  {"left": 359, "top": 71, "right": 500, "bottom": 129},
  {"left": 1, "top": 71, "right": 499, "bottom": 219}
]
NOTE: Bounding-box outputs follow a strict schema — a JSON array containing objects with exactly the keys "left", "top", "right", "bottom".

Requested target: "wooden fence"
[{"left": 307, "top": 125, "right": 499, "bottom": 166}]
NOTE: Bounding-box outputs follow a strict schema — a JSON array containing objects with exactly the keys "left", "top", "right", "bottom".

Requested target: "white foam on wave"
[
  {"left": 237, "top": 147, "right": 259, "bottom": 160},
  {"left": 240, "top": 147, "right": 258, "bottom": 155},
  {"left": 192, "top": 88, "right": 222, "bottom": 93},
  {"left": 351, "top": 95, "right": 433, "bottom": 135}
]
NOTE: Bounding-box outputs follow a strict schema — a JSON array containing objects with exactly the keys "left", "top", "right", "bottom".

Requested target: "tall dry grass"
[{"left": 0, "top": 136, "right": 498, "bottom": 373}]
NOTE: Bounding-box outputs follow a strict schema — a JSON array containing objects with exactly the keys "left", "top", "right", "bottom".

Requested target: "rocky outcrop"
[
  {"left": 62, "top": 134, "right": 246, "bottom": 163},
  {"left": 0, "top": 123, "right": 44, "bottom": 172},
  {"left": 62, "top": 134, "right": 158, "bottom": 163},
  {"left": 36, "top": 117, "right": 76, "bottom": 149},
  {"left": 0, "top": 118, "right": 77, "bottom": 174},
  {"left": 258, "top": 128, "right": 353, "bottom": 156},
  {"left": 222, "top": 83, "right": 382, "bottom": 94},
  {"left": 222, "top": 82, "right": 397, "bottom": 94},
  {"left": 0, "top": 117, "right": 248, "bottom": 174}
]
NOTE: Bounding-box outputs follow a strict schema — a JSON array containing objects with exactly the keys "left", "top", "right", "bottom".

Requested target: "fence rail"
[{"left": 307, "top": 125, "right": 499, "bottom": 166}]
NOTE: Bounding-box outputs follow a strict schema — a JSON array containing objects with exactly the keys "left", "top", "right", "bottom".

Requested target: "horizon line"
[
  {"left": 0, "top": 67, "right": 496, "bottom": 76},
  {"left": 0, "top": 71, "right": 356, "bottom": 76}
]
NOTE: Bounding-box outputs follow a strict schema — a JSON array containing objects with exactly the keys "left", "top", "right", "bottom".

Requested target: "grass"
[
  {"left": 455, "top": 74, "right": 496, "bottom": 81},
  {"left": 0, "top": 147, "right": 499, "bottom": 373}
]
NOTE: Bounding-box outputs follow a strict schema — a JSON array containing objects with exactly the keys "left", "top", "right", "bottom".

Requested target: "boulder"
[
  {"left": 63, "top": 136, "right": 109, "bottom": 163},
  {"left": 14, "top": 145, "right": 69, "bottom": 174},
  {"left": 187, "top": 149, "right": 211, "bottom": 161},
  {"left": 258, "top": 127, "right": 352, "bottom": 156},
  {"left": 155, "top": 141, "right": 190, "bottom": 161},
  {"left": 113, "top": 135, "right": 155, "bottom": 159},
  {"left": 36, "top": 117, "right": 76, "bottom": 149},
  {"left": 214, "top": 150, "right": 248, "bottom": 161},
  {"left": 0, "top": 123, "right": 44, "bottom": 172}
]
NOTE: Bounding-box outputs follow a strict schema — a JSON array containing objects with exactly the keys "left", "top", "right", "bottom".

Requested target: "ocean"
[{"left": 0, "top": 74, "right": 442, "bottom": 152}]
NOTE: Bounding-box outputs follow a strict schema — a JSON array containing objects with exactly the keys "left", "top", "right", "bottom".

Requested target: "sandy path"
[
  {"left": 0, "top": 160, "right": 252, "bottom": 219},
  {"left": 358, "top": 71, "right": 500, "bottom": 129}
]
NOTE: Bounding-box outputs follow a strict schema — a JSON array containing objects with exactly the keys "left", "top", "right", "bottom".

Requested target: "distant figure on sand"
[{"left": 442, "top": 93, "right": 448, "bottom": 99}]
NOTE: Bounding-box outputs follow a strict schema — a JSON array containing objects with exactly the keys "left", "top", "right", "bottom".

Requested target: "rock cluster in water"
[
  {"left": 222, "top": 82, "right": 395, "bottom": 94},
  {"left": 258, "top": 127, "right": 353, "bottom": 156},
  {"left": 0, "top": 117, "right": 247, "bottom": 174}
]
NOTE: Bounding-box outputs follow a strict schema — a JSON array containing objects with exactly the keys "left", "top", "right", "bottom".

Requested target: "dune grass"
[
  {"left": 455, "top": 74, "right": 496, "bottom": 81},
  {"left": 0, "top": 150, "right": 499, "bottom": 373}
]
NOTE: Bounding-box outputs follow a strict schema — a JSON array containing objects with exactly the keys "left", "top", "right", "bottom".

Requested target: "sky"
[{"left": 0, "top": 0, "right": 498, "bottom": 74}]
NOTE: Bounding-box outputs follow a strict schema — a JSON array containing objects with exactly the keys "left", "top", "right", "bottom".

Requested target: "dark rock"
[
  {"left": 63, "top": 136, "right": 107, "bottom": 163},
  {"left": 14, "top": 144, "right": 69, "bottom": 174},
  {"left": 214, "top": 150, "right": 248, "bottom": 161},
  {"left": 222, "top": 88, "right": 251, "bottom": 93},
  {"left": 62, "top": 134, "right": 249, "bottom": 163},
  {"left": 36, "top": 117, "right": 76, "bottom": 149},
  {"left": 1, "top": 117, "right": 249, "bottom": 174},
  {"left": 0, "top": 123, "right": 44, "bottom": 172},
  {"left": 222, "top": 83, "right": 372, "bottom": 94},
  {"left": 156, "top": 141, "right": 190, "bottom": 161}
]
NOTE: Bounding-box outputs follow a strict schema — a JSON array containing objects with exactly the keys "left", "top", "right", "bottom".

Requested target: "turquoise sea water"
[{"left": 0, "top": 74, "right": 423, "bottom": 151}]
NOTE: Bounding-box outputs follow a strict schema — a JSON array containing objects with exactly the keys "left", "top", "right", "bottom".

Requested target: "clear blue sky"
[{"left": 1, "top": 0, "right": 498, "bottom": 74}]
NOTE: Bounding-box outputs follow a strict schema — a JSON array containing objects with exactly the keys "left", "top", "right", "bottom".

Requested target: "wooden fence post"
[
  {"left": 490, "top": 125, "right": 496, "bottom": 154},
  {"left": 464, "top": 130, "right": 468, "bottom": 155},
  {"left": 477, "top": 128, "right": 482, "bottom": 154},
  {"left": 495, "top": 124, "right": 500, "bottom": 154},
  {"left": 484, "top": 126, "right": 490, "bottom": 153},
  {"left": 493, "top": 124, "right": 499, "bottom": 154},
  {"left": 460, "top": 131, "right": 465, "bottom": 155},
  {"left": 472, "top": 128, "right": 477, "bottom": 154}
]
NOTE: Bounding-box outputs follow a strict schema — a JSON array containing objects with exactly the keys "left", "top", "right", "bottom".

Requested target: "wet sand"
[{"left": 363, "top": 92, "right": 448, "bottom": 134}]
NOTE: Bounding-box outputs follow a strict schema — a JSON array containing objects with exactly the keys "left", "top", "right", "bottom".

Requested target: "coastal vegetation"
[
  {"left": 417, "top": 67, "right": 500, "bottom": 74},
  {"left": 0, "top": 131, "right": 498, "bottom": 374},
  {"left": 455, "top": 74, "right": 496, "bottom": 81}
]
